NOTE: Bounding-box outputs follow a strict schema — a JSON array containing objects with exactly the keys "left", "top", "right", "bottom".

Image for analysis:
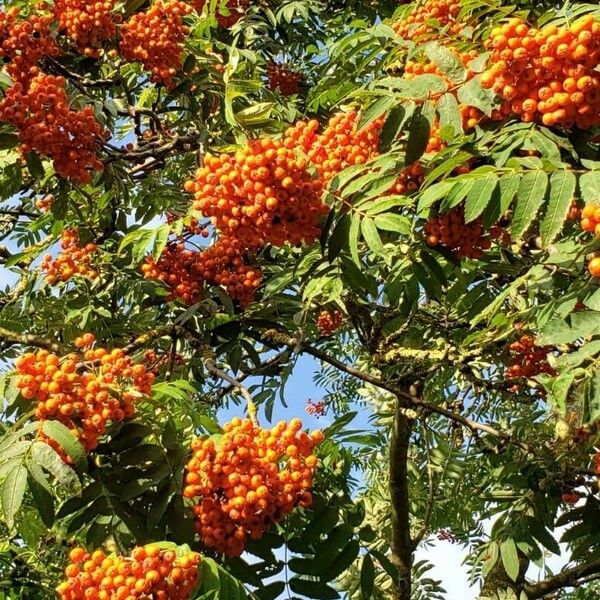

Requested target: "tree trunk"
[
  {"left": 390, "top": 398, "right": 413, "bottom": 600},
  {"left": 479, "top": 553, "right": 529, "bottom": 599}
]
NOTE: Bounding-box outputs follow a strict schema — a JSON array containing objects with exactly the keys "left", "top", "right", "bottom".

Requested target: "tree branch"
[
  {"left": 523, "top": 560, "right": 600, "bottom": 599},
  {"left": 204, "top": 359, "right": 258, "bottom": 426},
  {"left": 390, "top": 397, "right": 413, "bottom": 600},
  {"left": 251, "top": 328, "right": 534, "bottom": 453},
  {"left": 0, "top": 328, "right": 59, "bottom": 352}
]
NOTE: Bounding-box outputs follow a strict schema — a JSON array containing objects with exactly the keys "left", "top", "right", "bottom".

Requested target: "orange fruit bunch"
[
  {"left": 305, "top": 398, "right": 326, "bottom": 417},
  {"left": 390, "top": 163, "right": 426, "bottom": 195},
  {"left": 425, "top": 206, "right": 501, "bottom": 259},
  {"left": 481, "top": 15, "right": 600, "bottom": 128},
  {"left": 184, "top": 417, "right": 323, "bottom": 557},
  {"left": 41, "top": 229, "right": 98, "bottom": 284},
  {"left": 119, "top": 0, "right": 192, "bottom": 88},
  {"left": 191, "top": 0, "right": 249, "bottom": 27},
  {"left": 283, "top": 111, "right": 384, "bottom": 183},
  {"left": 143, "top": 237, "right": 262, "bottom": 307},
  {"left": 54, "top": 0, "right": 117, "bottom": 57},
  {"left": 578, "top": 204, "right": 600, "bottom": 276},
  {"left": 195, "top": 236, "right": 261, "bottom": 307},
  {"left": 316, "top": 309, "right": 343, "bottom": 336},
  {"left": 35, "top": 194, "right": 53, "bottom": 212},
  {"left": 0, "top": 8, "right": 60, "bottom": 86},
  {"left": 57, "top": 545, "right": 201, "bottom": 600},
  {"left": 142, "top": 242, "right": 203, "bottom": 305},
  {"left": 580, "top": 203, "right": 600, "bottom": 235},
  {"left": 506, "top": 334, "right": 555, "bottom": 379},
  {"left": 392, "top": 0, "right": 463, "bottom": 41},
  {"left": 15, "top": 334, "right": 154, "bottom": 453},
  {"left": 185, "top": 138, "right": 327, "bottom": 248},
  {"left": 0, "top": 74, "right": 105, "bottom": 182},
  {"left": 267, "top": 62, "right": 302, "bottom": 96}
]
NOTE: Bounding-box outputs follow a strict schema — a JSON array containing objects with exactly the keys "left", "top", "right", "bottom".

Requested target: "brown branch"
[
  {"left": 211, "top": 351, "right": 290, "bottom": 401},
  {"left": 390, "top": 397, "right": 413, "bottom": 600},
  {"left": 45, "top": 57, "right": 117, "bottom": 88},
  {"left": 0, "top": 327, "right": 59, "bottom": 352},
  {"left": 523, "top": 560, "right": 600, "bottom": 599},
  {"left": 251, "top": 328, "right": 534, "bottom": 453},
  {"left": 204, "top": 359, "right": 258, "bottom": 426}
]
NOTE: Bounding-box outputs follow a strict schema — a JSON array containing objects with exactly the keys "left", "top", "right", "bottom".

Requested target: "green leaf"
[
  {"left": 289, "top": 577, "right": 340, "bottom": 599},
  {"left": 457, "top": 77, "right": 496, "bottom": 116},
  {"left": 405, "top": 113, "right": 430, "bottom": 165},
  {"left": 360, "top": 554, "right": 375, "bottom": 599},
  {"left": 27, "top": 462, "right": 55, "bottom": 528},
  {"left": 500, "top": 538, "right": 520, "bottom": 582},
  {"left": 361, "top": 217, "right": 382, "bottom": 253},
  {"left": 380, "top": 105, "right": 407, "bottom": 152},
  {"left": 31, "top": 441, "right": 80, "bottom": 492},
  {"left": 1, "top": 465, "right": 27, "bottom": 529},
  {"left": 347, "top": 215, "right": 361, "bottom": 264},
  {"left": 40, "top": 420, "right": 87, "bottom": 474},
  {"left": 464, "top": 174, "right": 498, "bottom": 223},
  {"left": 539, "top": 311, "right": 600, "bottom": 345},
  {"left": 328, "top": 214, "right": 351, "bottom": 262},
  {"left": 437, "top": 93, "right": 462, "bottom": 134},
  {"left": 358, "top": 95, "right": 395, "bottom": 130},
  {"left": 320, "top": 539, "right": 360, "bottom": 580},
  {"left": 540, "top": 171, "right": 576, "bottom": 247},
  {"left": 524, "top": 516, "right": 560, "bottom": 555},
  {"left": 584, "top": 367, "right": 600, "bottom": 425},
  {"left": 373, "top": 213, "right": 411, "bottom": 234},
  {"left": 425, "top": 42, "right": 466, "bottom": 83},
  {"left": 511, "top": 171, "right": 548, "bottom": 238},
  {"left": 25, "top": 152, "right": 45, "bottom": 180},
  {"left": 497, "top": 172, "right": 521, "bottom": 216},
  {"left": 579, "top": 171, "right": 600, "bottom": 205}
]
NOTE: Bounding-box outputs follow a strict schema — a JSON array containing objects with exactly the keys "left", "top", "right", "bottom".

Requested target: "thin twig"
[{"left": 204, "top": 359, "right": 258, "bottom": 426}]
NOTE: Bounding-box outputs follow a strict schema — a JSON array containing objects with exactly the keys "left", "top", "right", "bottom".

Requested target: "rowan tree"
[{"left": 1, "top": 0, "right": 600, "bottom": 599}]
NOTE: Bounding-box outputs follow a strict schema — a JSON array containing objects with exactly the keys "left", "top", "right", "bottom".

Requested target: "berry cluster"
[
  {"left": 436, "top": 528, "right": 458, "bottom": 543},
  {"left": 15, "top": 335, "right": 154, "bottom": 453},
  {"left": 561, "top": 491, "right": 579, "bottom": 504},
  {"left": 143, "top": 237, "right": 261, "bottom": 307},
  {"left": 305, "top": 398, "right": 326, "bottom": 418},
  {"left": 316, "top": 309, "right": 343, "bottom": 336},
  {"left": 284, "top": 112, "right": 383, "bottom": 183},
  {"left": 54, "top": 0, "right": 117, "bottom": 56},
  {"left": 392, "top": 0, "right": 463, "bottom": 41},
  {"left": 424, "top": 206, "right": 501, "bottom": 258},
  {"left": 57, "top": 545, "right": 200, "bottom": 600},
  {"left": 481, "top": 16, "right": 600, "bottom": 128},
  {"left": 506, "top": 334, "right": 556, "bottom": 379},
  {"left": 390, "top": 163, "right": 426, "bottom": 195},
  {"left": 578, "top": 205, "right": 600, "bottom": 276},
  {"left": 195, "top": 237, "right": 262, "bottom": 307},
  {"left": 0, "top": 74, "right": 105, "bottom": 182},
  {"left": 184, "top": 417, "right": 323, "bottom": 557},
  {"left": 267, "top": 62, "right": 302, "bottom": 96},
  {"left": 41, "top": 229, "right": 98, "bottom": 284},
  {"left": 192, "top": 0, "right": 249, "bottom": 27},
  {"left": 120, "top": 0, "right": 192, "bottom": 88},
  {"left": 460, "top": 104, "right": 484, "bottom": 130},
  {"left": 35, "top": 194, "right": 53, "bottom": 212},
  {"left": 186, "top": 139, "right": 327, "bottom": 248},
  {"left": 0, "top": 9, "right": 60, "bottom": 86},
  {"left": 580, "top": 203, "right": 600, "bottom": 235},
  {"left": 142, "top": 242, "right": 202, "bottom": 305}
]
